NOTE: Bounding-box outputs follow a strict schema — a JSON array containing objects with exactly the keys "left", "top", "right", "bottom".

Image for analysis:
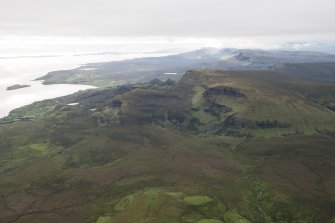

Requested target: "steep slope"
[
  {"left": 175, "top": 69, "right": 335, "bottom": 137},
  {"left": 74, "top": 69, "right": 334, "bottom": 137}
]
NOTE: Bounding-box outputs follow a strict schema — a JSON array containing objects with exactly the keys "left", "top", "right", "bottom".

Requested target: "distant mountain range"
[{"left": 36, "top": 48, "right": 335, "bottom": 87}]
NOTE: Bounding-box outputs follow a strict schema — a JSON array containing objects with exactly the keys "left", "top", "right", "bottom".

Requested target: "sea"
[{"left": 0, "top": 52, "right": 169, "bottom": 118}]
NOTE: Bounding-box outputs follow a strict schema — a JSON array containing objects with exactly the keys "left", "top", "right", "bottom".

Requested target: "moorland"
[{"left": 1, "top": 49, "right": 335, "bottom": 223}]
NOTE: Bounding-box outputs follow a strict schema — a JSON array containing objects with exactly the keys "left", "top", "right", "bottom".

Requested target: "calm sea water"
[{"left": 0, "top": 53, "right": 167, "bottom": 117}]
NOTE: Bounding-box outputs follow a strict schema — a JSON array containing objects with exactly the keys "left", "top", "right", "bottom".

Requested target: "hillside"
[
  {"left": 1, "top": 69, "right": 335, "bottom": 223},
  {"left": 36, "top": 49, "right": 335, "bottom": 87},
  {"left": 272, "top": 62, "right": 335, "bottom": 81}
]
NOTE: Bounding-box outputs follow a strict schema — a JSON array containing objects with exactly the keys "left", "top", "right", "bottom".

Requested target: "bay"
[{"left": 0, "top": 53, "right": 167, "bottom": 117}]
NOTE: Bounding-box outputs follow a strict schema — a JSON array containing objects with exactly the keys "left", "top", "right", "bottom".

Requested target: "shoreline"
[
  {"left": 0, "top": 80, "right": 96, "bottom": 118},
  {"left": 0, "top": 52, "right": 174, "bottom": 118}
]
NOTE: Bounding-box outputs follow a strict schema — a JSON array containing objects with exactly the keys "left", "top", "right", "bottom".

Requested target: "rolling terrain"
[{"left": 1, "top": 68, "right": 335, "bottom": 223}]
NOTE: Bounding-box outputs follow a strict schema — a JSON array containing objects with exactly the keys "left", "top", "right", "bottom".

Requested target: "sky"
[
  {"left": 0, "top": 0, "right": 335, "bottom": 53},
  {"left": 1, "top": 0, "right": 334, "bottom": 37}
]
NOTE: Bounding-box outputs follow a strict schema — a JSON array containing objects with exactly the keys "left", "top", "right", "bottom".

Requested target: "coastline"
[
  {"left": 0, "top": 80, "right": 96, "bottom": 118},
  {"left": 0, "top": 52, "right": 175, "bottom": 118}
]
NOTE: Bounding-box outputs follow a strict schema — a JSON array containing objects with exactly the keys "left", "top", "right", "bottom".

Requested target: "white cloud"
[{"left": 0, "top": 0, "right": 334, "bottom": 38}]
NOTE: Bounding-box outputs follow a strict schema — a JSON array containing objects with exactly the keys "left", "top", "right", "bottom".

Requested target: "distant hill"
[
  {"left": 219, "top": 50, "right": 335, "bottom": 69},
  {"left": 36, "top": 48, "right": 335, "bottom": 87},
  {"left": 272, "top": 62, "right": 335, "bottom": 81}
]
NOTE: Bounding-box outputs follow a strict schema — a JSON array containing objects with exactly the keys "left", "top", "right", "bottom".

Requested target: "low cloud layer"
[{"left": 0, "top": 0, "right": 334, "bottom": 38}]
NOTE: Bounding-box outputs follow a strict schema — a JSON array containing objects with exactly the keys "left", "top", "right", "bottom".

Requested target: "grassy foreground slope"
[{"left": 0, "top": 69, "right": 335, "bottom": 223}]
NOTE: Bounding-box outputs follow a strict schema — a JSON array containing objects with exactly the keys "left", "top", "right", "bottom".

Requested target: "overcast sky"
[{"left": 1, "top": 0, "right": 334, "bottom": 38}]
